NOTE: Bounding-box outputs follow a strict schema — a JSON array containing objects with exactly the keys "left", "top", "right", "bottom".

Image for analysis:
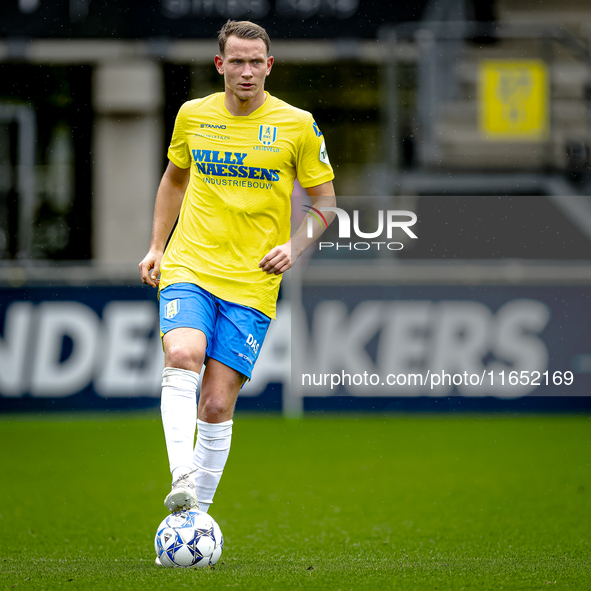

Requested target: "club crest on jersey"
[
  {"left": 165, "top": 299, "right": 180, "bottom": 320},
  {"left": 258, "top": 124, "right": 277, "bottom": 146}
]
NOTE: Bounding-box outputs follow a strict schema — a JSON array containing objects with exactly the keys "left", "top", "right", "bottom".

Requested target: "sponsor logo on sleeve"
[{"left": 319, "top": 140, "right": 330, "bottom": 164}]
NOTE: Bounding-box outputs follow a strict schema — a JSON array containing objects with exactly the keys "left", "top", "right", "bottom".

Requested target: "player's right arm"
[{"left": 138, "top": 161, "right": 190, "bottom": 288}]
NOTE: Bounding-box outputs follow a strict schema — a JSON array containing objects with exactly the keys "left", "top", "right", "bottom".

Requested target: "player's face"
[{"left": 216, "top": 36, "right": 273, "bottom": 103}]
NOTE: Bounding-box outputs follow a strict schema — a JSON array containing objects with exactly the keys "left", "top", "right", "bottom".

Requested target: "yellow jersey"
[{"left": 160, "top": 92, "right": 334, "bottom": 319}]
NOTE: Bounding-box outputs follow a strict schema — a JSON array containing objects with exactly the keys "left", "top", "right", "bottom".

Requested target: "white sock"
[
  {"left": 160, "top": 367, "right": 200, "bottom": 480},
  {"left": 192, "top": 418, "right": 233, "bottom": 513}
]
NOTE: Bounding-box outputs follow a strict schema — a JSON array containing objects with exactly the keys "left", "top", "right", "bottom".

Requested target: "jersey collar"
[{"left": 217, "top": 91, "right": 273, "bottom": 120}]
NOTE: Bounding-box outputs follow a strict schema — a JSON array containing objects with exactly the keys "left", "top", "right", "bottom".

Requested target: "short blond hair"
[{"left": 218, "top": 20, "right": 270, "bottom": 56}]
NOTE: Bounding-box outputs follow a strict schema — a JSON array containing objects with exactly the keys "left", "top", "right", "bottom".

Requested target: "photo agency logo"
[{"left": 303, "top": 206, "right": 418, "bottom": 251}]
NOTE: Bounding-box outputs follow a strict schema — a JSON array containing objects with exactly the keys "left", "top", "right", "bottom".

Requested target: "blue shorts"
[{"left": 159, "top": 283, "right": 271, "bottom": 380}]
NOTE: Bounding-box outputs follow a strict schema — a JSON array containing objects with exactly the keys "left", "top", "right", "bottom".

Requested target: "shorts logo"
[
  {"left": 246, "top": 333, "right": 260, "bottom": 355},
  {"left": 319, "top": 140, "right": 330, "bottom": 164},
  {"left": 258, "top": 124, "right": 277, "bottom": 146},
  {"left": 165, "top": 299, "right": 180, "bottom": 320},
  {"left": 237, "top": 352, "right": 253, "bottom": 365}
]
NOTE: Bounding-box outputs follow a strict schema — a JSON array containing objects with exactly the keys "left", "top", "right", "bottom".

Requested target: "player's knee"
[
  {"left": 166, "top": 345, "right": 204, "bottom": 373},
  {"left": 200, "top": 397, "right": 233, "bottom": 422}
]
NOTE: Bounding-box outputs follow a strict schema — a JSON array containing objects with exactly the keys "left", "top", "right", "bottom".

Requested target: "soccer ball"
[{"left": 154, "top": 509, "right": 223, "bottom": 568}]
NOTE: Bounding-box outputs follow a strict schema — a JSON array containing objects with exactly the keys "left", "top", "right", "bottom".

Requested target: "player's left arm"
[{"left": 258, "top": 180, "right": 336, "bottom": 275}]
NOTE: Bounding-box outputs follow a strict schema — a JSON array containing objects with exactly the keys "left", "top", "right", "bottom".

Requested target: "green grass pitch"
[{"left": 0, "top": 413, "right": 590, "bottom": 590}]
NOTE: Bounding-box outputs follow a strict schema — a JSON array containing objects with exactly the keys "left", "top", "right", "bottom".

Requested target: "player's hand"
[
  {"left": 258, "top": 243, "right": 293, "bottom": 275},
  {"left": 139, "top": 251, "right": 163, "bottom": 288}
]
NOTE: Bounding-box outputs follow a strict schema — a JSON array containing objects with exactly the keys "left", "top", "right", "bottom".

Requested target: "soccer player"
[{"left": 139, "top": 20, "right": 335, "bottom": 516}]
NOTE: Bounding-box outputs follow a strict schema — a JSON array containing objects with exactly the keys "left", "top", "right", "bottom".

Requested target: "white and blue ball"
[{"left": 154, "top": 509, "right": 223, "bottom": 568}]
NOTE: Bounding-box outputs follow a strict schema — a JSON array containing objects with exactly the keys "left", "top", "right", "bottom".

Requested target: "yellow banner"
[{"left": 479, "top": 60, "right": 549, "bottom": 141}]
